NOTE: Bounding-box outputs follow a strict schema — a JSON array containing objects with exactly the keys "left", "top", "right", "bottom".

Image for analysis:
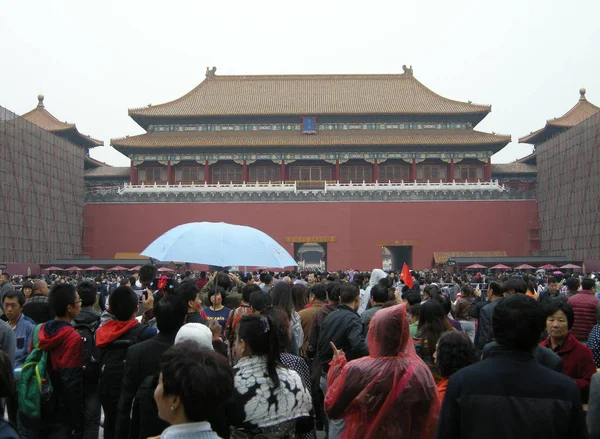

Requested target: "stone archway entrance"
[
  {"left": 378, "top": 240, "right": 418, "bottom": 271},
  {"left": 285, "top": 237, "right": 336, "bottom": 271},
  {"left": 294, "top": 242, "right": 327, "bottom": 271}
]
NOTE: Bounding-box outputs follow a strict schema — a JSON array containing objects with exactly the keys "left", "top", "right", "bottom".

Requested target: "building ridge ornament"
[
  {"left": 402, "top": 65, "right": 413, "bottom": 77},
  {"left": 205, "top": 66, "right": 217, "bottom": 79}
]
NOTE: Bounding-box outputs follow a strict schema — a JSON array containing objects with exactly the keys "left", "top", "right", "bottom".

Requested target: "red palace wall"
[{"left": 84, "top": 200, "right": 538, "bottom": 271}]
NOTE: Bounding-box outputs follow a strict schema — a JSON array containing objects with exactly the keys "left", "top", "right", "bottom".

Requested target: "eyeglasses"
[{"left": 72, "top": 300, "right": 82, "bottom": 305}]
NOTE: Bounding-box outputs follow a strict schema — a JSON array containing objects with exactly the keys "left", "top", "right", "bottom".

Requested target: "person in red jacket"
[
  {"left": 541, "top": 301, "right": 597, "bottom": 403},
  {"left": 567, "top": 277, "right": 599, "bottom": 341},
  {"left": 28, "top": 283, "right": 84, "bottom": 438}
]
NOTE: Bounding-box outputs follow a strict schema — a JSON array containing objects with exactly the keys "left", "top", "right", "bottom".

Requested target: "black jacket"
[
  {"left": 315, "top": 304, "right": 368, "bottom": 372},
  {"left": 436, "top": 350, "right": 586, "bottom": 439},
  {"left": 482, "top": 342, "right": 563, "bottom": 372},
  {"left": 115, "top": 332, "right": 176, "bottom": 438},
  {"left": 474, "top": 299, "right": 499, "bottom": 349}
]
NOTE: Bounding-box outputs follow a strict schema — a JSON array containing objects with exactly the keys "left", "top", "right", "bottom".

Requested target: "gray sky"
[{"left": 2, "top": 0, "right": 598, "bottom": 167}]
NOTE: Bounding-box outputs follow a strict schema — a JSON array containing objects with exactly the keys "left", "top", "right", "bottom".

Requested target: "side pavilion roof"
[{"left": 21, "top": 95, "right": 103, "bottom": 149}]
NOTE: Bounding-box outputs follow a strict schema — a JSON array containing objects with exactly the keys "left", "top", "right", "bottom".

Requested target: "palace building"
[{"left": 79, "top": 67, "right": 540, "bottom": 271}]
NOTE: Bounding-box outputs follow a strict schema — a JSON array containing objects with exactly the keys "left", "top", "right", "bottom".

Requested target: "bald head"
[{"left": 32, "top": 280, "right": 49, "bottom": 296}]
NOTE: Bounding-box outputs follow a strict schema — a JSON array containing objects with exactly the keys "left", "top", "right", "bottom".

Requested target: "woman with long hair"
[
  {"left": 452, "top": 285, "right": 477, "bottom": 342},
  {"left": 434, "top": 331, "right": 478, "bottom": 401},
  {"left": 413, "top": 300, "right": 454, "bottom": 382},
  {"left": 227, "top": 314, "right": 312, "bottom": 437},
  {"left": 262, "top": 307, "right": 316, "bottom": 439},
  {"left": 325, "top": 304, "right": 440, "bottom": 439},
  {"left": 271, "top": 282, "right": 303, "bottom": 355},
  {"left": 291, "top": 284, "right": 308, "bottom": 312}
]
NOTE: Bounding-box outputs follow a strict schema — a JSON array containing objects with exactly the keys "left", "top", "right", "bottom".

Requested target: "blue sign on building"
[{"left": 302, "top": 117, "right": 317, "bottom": 134}]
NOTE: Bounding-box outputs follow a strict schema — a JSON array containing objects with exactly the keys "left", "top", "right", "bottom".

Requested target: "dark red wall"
[{"left": 84, "top": 200, "right": 538, "bottom": 271}]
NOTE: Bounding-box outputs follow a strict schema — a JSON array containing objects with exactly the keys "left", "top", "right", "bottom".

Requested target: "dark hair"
[
  {"left": 241, "top": 284, "right": 261, "bottom": 303},
  {"left": 155, "top": 295, "right": 187, "bottom": 335},
  {"left": 406, "top": 293, "right": 421, "bottom": 306},
  {"left": 488, "top": 281, "right": 504, "bottom": 298},
  {"left": 545, "top": 301, "right": 575, "bottom": 330},
  {"left": 310, "top": 284, "right": 327, "bottom": 302},
  {"left": 417, "top": 300, "right": 452, "bottom": 354},
  {"left": 108, "top": 286, "right": 139, "bottom": 321},
  {"left": 238, "top": 314, "right": 281, "bottom": 388},
  {"left": 434, "top": 294, "right": 451, "bottom": 315},
  {"left": 3, "top": 290, "right": 25, "bottom": 307},
  {"left": 207, "top": 287, "right": 226, "bottom": 307},
  {"left": 49, "top": 283, "right": 77, "bottom": 317},
  {"left": 582, "top": 277, "right": 596, "bottom": 291},
  {"left": 22, "top": 281, "right": 33, "bottom": 291},
  {"left": 262, "top": 274, "right": 273, "bottom": 286},
  {"left": 291, "top": 284, "right": 308, "bottom": 312},
  {"left": 261, "top": 307, "right": 291, "bottom": 353},
  {"left": 249, "top": 291, "right": 273, "bottom": 312},
  {"left": 271, "top": 282, "right": 294, "bottom": 318},
  {"left": 138, "top": 265, "right": 157, "bottom": 287},
  {"left": 354, "top": 273, "right": 365, "bottom": 286},
  {"left": 340, "top": 283, "right": 360, "bottom": 304},
  {"left": 370, "top": 284, "right": 388, "bottom": 304},
  {"left": 565, "top": 277, "right": 580, "bottom": 292},
  {"left": 493, "top": 295, "right": 544, "bottom": 351},
  {"left": 326, "top": 282, "right": 341, "bottom": 302},
  {"left": 503, "top": 278, "right": 527, "bottom": 294},
  {"left": 409, "top": 303, "right": 421, "bottom": 319},
  {"left": 436, "top": 331, "right": 478, "bottom": 378},
  {"left": 460, "top": 285, "right": 474, "bottom": 299},
  {"left": 214, "top": 273, "right": 231, "bottom": 290},
  {"left": 547, "top": 277, "right": 558, "bottom": 285},
  {"left": 77, "top": 281, "right": 98, "bottom": 307},
  {"left": 175, "top": 280, "right": 200, "bottom": 305},
  {"left": 423, "top": 285, "right": 440, "bottom": 300},
  {"left": 160, "top": 341, "right": 233, "bottom": 422}
]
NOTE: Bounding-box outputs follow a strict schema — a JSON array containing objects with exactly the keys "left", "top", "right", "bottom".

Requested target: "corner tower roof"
[
  {"left": 21, "top": 95, "right": 103, "bottom": 149},
  {"left": 519, "top": 89, "right": 600, "bottom": 145},
  {"left": 128, "top": 67, "right": 491, "bottom": 128}
]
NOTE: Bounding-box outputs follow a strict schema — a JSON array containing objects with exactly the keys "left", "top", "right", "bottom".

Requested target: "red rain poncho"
[{"left": 324, "top": 303, "right": 440, "bottom": 439}]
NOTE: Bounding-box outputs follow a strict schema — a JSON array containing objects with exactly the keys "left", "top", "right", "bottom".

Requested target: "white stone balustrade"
[
  {"left": 91, "top": 180, "right": 507, "bottom": 196},
  {"left": 324, "top": 180, "right": 506, "bottom": 192},
  {"left": 119, "top": 181, "right": 298, "bottom": 194}
]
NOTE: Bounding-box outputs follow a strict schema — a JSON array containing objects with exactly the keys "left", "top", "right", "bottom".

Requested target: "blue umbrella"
[{"left": 141, "top": 222, "right": 297, "bottom": 268}]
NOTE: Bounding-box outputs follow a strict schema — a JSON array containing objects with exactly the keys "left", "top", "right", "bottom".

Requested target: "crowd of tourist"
[{"left": 0, "top": 267, "right": 599, "bottom": 438}]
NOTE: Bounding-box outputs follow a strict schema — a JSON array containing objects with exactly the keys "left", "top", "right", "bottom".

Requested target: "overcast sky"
[{"left": 2, "top": 0, "right": 598, "bottom": 167}]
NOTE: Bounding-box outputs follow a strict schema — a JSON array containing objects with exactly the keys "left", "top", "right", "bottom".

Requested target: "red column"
[
  {"left": 280, "top": 160, "right": 286, "bottom": 182},
  {"left": 242, "top": 160, "right": 248, "bottom": 183},
  {"left": 410, "top": 159, "right": 417, "bottom": 182},
  {"left": 449, "top": 159, "right": 455, "bottom": 182},
  {"left": 129, "top": 161, "right": 135, "bottom": 185},
  {"left": 204, "top": 160, "right": 211, "bottom": 184},
  {"left": 335, "top": 160, "right": 340, "bottom": 182},
  {"left": 485, "top": 158, "right": 492, "bottom": 181},
  {"left": 373, "top": 159, "right": 379, "bottom": 182},
  {"left": 166, "top": 161, "right": 173, "bottom": 184}
]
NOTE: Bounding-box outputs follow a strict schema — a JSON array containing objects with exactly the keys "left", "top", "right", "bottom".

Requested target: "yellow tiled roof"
[
  {"left": 114, "top": 252, "right": 149, "bottom": 260},
  {"left": 519, "top": 89, "right": 599, "bottom": 144},
  {"left": 128, "top": 71, "right": 491, "bottom": 119},
  {"left": 433, "top": 251, "right": 507, "bottom": 265},
  {"left": 21, "top": 95, "right": 103, "bottom": 147},
  {"left": 112, "top": 129, "right": 510, "bottom": 150}
]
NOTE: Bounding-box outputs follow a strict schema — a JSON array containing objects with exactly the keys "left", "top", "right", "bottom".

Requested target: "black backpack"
[
  {"left": 74, "top": 320, "right": 101, "bottom": 384},
  {"left": 98, "top": 324, "right": 148, "bottom": 400}
]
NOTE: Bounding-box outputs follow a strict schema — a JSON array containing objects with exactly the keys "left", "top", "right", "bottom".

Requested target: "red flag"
[{"left": 400, "top": 263, "right": 414, "bottom": 289}]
